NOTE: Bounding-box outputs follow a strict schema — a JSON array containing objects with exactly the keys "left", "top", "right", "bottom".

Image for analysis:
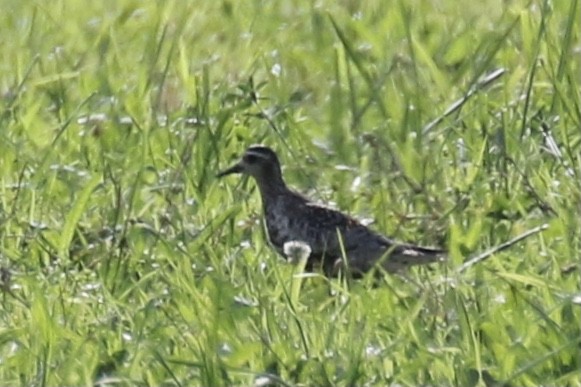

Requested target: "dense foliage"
[{"left": 0, "top": 1, "right": 579, "bottom": 385}]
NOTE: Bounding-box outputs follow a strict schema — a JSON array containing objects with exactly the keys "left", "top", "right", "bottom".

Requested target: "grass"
[{"left": 0, "top": 0, "right": 579, "bottom": 385}]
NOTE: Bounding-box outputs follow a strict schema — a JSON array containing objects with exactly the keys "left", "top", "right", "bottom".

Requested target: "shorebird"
[{"left": 217, "top": 145, "right": 445, "bottom": 276}]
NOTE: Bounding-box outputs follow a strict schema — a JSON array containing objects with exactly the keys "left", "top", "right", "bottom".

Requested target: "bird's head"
[{"left": 217, "top": 145, "right": 283, "bottom": 182}]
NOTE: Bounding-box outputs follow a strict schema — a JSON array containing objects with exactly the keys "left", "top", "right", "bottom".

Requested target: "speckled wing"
[
  {"left": 300, "top": 201, "right": 446, "bottom": 273},
  {"left": 298, "top": 201, "right": 374, "bottom": 257}
]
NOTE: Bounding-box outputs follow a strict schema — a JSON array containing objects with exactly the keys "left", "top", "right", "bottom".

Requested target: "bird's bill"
[{"left": 216, "top": 162, "right": 244, "bottom": 177}]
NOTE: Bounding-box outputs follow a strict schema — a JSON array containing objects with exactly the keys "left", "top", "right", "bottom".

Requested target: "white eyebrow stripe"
[{"left": 245, "top": 150, "right": 271, "bottom": 159}]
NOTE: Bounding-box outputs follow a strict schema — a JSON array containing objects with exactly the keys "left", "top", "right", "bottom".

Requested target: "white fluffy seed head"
[{"left": 283, "top": 240, "right": 311, "bottom": 264}]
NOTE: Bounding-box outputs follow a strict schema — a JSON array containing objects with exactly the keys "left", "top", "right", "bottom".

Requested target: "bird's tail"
[{"left": 383, "top": 244, "right": 446, "bottom": 272}]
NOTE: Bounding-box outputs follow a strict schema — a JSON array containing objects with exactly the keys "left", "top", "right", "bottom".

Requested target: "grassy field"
[{"left": 0, "top": 0, "right": 580, "bottom": 385}]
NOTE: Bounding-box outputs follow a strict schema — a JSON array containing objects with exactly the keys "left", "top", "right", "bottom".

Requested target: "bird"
[{"left": 217, "top": 145, "right": 446, "bottom": 277}]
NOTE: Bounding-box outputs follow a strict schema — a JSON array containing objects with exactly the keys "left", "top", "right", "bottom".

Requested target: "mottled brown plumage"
[{"left": 218, "top": 145, "right": 445, "bottom": 276}]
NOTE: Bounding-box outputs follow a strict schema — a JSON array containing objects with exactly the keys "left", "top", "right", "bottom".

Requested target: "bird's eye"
[{"left": 244, "top": 154, "right": 258, "bottom": 163}]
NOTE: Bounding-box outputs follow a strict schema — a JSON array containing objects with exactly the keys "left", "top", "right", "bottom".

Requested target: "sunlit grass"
[{"left": 0, "top": 0, "right": 579, "bottom": 385}]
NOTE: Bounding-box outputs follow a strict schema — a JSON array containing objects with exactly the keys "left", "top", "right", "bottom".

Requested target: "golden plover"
[{"left": 218, "top": 145, "right": 445, "bottom": 276}]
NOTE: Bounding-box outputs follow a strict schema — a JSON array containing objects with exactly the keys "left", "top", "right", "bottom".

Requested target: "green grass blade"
[{"left": 58, "top": 174, "right": 101, "bottom": 258}]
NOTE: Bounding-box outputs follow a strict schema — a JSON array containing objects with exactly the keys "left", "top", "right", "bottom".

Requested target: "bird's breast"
[
  {"left": 264, "top": 202, "right": 291, "bottom": 247},
  {"left": 268, "top": 203, "right": 341, "bottom": 258}
]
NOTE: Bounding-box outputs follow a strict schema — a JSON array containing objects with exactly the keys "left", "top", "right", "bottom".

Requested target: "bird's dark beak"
[{"left": 216, "top": 162, "right": 244, "bottom": 178}]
